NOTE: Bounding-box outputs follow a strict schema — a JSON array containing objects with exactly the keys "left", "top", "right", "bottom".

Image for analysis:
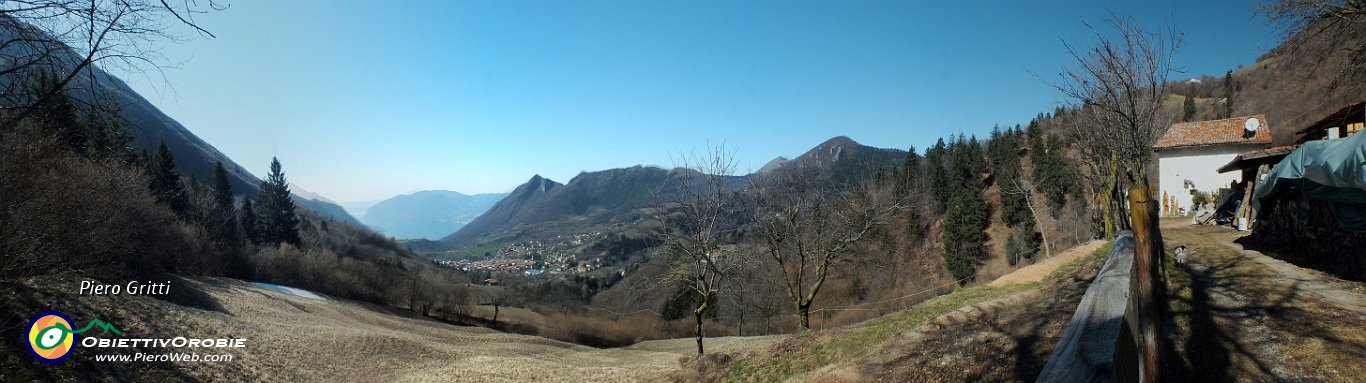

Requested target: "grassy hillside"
[
  {"left": 1165, "top": 14, "right": 1366, "bottom": 144},
  {"left": 0, "top": 275, "right": 727, "bottom": 382},
  {"left": 670, "top": 241, "right": 1114, "bottom": 382}
]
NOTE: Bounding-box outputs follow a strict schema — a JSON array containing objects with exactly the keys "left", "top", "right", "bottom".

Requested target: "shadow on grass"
[
  {"left": 856, "top": 254, "right": 1104, "bottom": 382},
  {"left": 150, "top": 274, "right": 225, "bottom": 313},
  {"left": 1163, "top": 252, "right": 1366, "bottom": 382},
  {"left": 1235, "top": 236, "right": 1366, "bottom": 283}
]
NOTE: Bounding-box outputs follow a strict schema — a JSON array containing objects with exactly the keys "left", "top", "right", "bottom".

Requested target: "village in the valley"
[{"left": 431, "top": 232, "right": 608, "bottom": 276}]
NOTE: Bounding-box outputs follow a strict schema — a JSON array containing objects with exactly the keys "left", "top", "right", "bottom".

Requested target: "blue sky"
[{"left": 122, "top": 0, "right": 1283, "bottom": 203}]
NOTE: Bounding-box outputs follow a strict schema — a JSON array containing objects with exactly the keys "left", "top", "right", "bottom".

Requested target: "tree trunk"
[
  {"left": 737, "top": 306, "right": 745, "bottom": 336},
  {"left": 1023, "top": 186, "right": 1052, "bottom": 258},
  {"left": 1102, "top": 155, "right": 1120, "bottom": 239},
  {"left": 694, "top": 298, "right": 709, "bottom": 354},
  {"left": 493, "top": 304, "right": 500, "bottom": 322},
  {"left": 694, "top": 311, "right": 705, "bottom": 354},
  {"left": 798, "top": 302, "right": 811, "bottom": 330}
]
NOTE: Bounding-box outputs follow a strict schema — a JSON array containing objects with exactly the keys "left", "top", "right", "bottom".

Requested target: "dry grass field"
[{"left": 1, "top": 276, "right": 774, "bottom": 382}]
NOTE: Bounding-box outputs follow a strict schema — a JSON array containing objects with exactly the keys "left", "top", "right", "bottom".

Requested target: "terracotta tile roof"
[{"left": 1154, "top": 115, "right": 1273, "bottom": 149}]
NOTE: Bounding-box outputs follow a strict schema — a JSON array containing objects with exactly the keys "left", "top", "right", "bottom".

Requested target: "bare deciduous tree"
[
  {"left": 753, "top": 164, "right": 900, "bottom": 330},
  {"left": 1003, "top": 176, "right": 1051, "bottom": 259},
  {"left": 1261, "top": 0, "right": 1366, "bottom": 33},
  {"left": 1054, "top": 14, "right": 1181, "bottom": 237},
  {"left": 0, "top": 0, "right": 224, "bottom": 129},
  {"left": 649, "top": 145, "right": 744, "bottom": 354}
]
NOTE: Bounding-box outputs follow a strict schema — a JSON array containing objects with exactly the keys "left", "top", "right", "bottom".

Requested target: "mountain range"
[
  {"left": 438, "top": 136, "right": 906, "bottom": 249},
  {"left": 361, "top": 190, "right": 508, "bottom": 240}
]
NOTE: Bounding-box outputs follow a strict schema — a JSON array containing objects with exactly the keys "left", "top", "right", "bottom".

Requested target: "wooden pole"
[{"left": 1127, "top": 186, "right": 1164, "bottom": 383}]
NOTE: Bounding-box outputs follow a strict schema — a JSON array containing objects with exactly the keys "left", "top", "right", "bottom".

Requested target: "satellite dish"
[{"left": 1244, "top": 118, "right": 1260, "bottom": 134}]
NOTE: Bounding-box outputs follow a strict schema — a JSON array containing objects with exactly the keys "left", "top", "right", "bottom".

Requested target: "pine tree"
[
  {"left": 895, "top": 145, "right": 919, "bottom": 197},
  {"left": 255, "top": 157, "right": 301, "bottom": 246},
  {"left": 1182, "top": 94, "right": 1196, "bottom": 122},
  {"left": 940, "top": 137, "right": 990, "bottom": 284},
  {"left": 31, "top": 72, "right": 85, "bottom": 153},
  {"left": 148, "top": 141, "right": 189, "bottom": 216},
  {"left": 942, "top": 186, "right": 987, "bottom": 282},
  {"left": 899, "top": 146, "right": 923, "bottom": 240},
  {"left": 82, "top": 94, "right": 136, "bottom": 161},
  {"left": 210, "top": 162, "right": 241, "bottom": 246},
  {"left": 926, "top": 138, "right": 950, "bottom": 213},
  {"left": 240, "top": 198, "right": 259, "bottom": 244}
]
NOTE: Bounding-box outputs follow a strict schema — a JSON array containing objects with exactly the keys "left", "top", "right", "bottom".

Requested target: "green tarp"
[{"left": 1253, "top": 130, "right": 1366, "bottom": 231}]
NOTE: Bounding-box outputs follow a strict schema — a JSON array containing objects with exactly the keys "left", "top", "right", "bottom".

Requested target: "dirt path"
[
  {"left": 1163, "top": 224, "right": 1366, "bottom": 382},
  {"left": 1208, "top": 233, "right": 1366, "bottom": 315},
  {"left": 989, "top": 240, "right": 1105, "bottom": 287}
]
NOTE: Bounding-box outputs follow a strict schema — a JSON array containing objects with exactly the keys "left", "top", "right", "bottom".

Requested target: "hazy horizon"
[{"left": 118, "top": 0, "right": 1281, "bottom": 202}]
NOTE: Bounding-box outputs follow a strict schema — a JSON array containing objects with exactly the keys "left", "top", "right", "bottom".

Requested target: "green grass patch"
[
  {"left": 721, "top": 282, "right": 1039, "bottom": 382},
  {"left": 584, "top": 266, "right": 618, "bottom": 279},
  {"left": 442, "top": 243, "right": 505, "bottom": 259}
]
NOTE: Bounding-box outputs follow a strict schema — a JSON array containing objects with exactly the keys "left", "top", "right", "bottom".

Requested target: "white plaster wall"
[{"left": 1156, "top": 145, "right": 1259, "bottom": 215}]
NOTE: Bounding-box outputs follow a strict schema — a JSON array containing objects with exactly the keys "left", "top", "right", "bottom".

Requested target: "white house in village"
[{"left": 1153, "top": 115, "right": 1273, "bottom": 215}]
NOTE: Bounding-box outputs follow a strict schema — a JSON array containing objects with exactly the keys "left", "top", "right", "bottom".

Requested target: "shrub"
[{"left": 0, "top": 129, "right": 205, "bottom": 280}]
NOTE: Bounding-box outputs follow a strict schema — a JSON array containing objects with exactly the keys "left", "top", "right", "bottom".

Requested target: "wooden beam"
[{"left": 1126, "top": 186, "right": 1165, "bottom": 383}]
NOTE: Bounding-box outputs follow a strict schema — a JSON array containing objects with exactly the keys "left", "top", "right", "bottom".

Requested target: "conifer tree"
[
  {"left": 1182, "top": 94, "right": 1196, "bottom": 122},
  {"left": 210, "top": 162, "right": 240, "bottom": 247},
  {"left": 898, "top": 146, "right": 922, "bottom": 239},
  {"left": 240, "top": 198, "right": 259, "bottom": 244},
  {"left": 149, "top": 141, "right": 189, "bottom": 216},
  {"left": 926, "top": 138, "right": 950, "bottom": 213},
  {"left": 894, "top": 146, "right": 919, "bottom": 196},
  {"left": 940, "top": 136, "right": 990, "bottom": 283},
  {"left": 31, "top": 72, "right": 84, "bottom": 153},
  {"left": 255, "top": 157, "right": 301, "bottom": 246}
]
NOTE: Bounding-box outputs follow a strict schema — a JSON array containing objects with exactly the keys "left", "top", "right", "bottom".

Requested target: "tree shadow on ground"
[
  {"left": 857, "top": 252, "right": 1104, "bottom": 382},
  {"left": 1235, "top": 235, "right": 1366, "bottom": 283},
  {"left": 1163, "top": 252, "right": 1366, "bottom": 382}
]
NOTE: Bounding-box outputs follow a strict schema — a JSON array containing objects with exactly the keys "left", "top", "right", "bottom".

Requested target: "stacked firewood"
[{"left": 1252, "top": 195, "right": 1366, "bottom": 281}]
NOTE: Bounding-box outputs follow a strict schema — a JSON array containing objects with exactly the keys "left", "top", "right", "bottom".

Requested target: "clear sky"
[{"left": 120, "top": 0, "right": 1283, "bottom": 203}]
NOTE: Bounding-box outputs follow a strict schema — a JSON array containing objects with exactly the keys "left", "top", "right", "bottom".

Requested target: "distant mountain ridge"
[
  {"left": 439, "top": 136, "right": 906, "bottom": 249},
  {"left": 362, "top": 190, "right": 507, "bottom": 240}
]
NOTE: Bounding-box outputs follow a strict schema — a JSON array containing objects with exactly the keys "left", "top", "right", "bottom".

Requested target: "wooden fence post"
[{"left": 1126, "top": 186, "right": 1164, "bottom": 382}]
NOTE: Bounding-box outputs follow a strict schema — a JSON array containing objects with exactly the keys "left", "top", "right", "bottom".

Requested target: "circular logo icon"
[{"left": 27, "top": 310, "right": 77, "bottom": 364}]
